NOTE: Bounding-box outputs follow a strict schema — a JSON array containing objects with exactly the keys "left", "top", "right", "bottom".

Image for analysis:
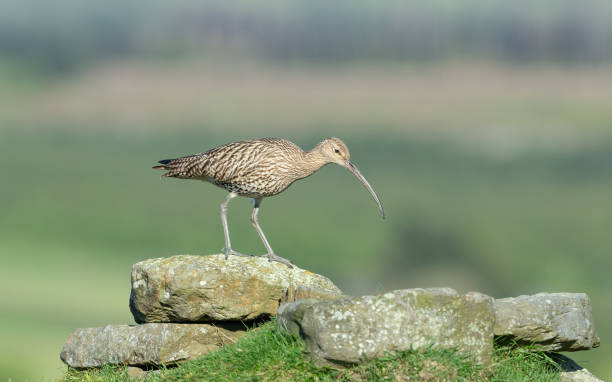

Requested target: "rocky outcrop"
[
  {"left": 494, "top": 293, "right": 600, "bottom": 352},
  {"left": 60, "top": 323, "right": 245, "bottom": 368},
  {"left": 60, "top": 254, "right": 602, "bottom": 382},
  {"left": 61, "top": 254, "right": 343, "bottom": 370},
  {"left": 130, "top": 254, "right": 343, "bottom": 323},
  {"left": 278, "top": 288, "right": 496, "bottom": 365}
]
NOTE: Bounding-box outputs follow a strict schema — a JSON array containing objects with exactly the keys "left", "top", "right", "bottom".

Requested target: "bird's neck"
[{"left": 297, "top": 148, "right": 329, "bottom": 178}]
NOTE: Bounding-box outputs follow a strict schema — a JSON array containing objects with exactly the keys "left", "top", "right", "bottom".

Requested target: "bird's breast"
[{"left": 210, "top": 170, "right": 298, "bottom": 197}]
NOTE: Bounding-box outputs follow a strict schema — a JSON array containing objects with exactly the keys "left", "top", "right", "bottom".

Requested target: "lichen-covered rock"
[
  {"left": 130, "top": 254, "right": 343, "bottom": 323},
  {"left": 277, "top": 299, "right": 320, "bottom": 335},
  {"left": 60, "top": 323, "right": 245, "bottom": 368},
  {"left": 126, "top": 367, "right": 145, "bottom": 379},
  {"left": 494, "top": 293, "right": 600, "bottom": 352},
  {"left": 280, "top": 285, "right": 345, "bottom": 304},
  {"left": 278, "top": 288, "right": 495, "bottom": 365}
]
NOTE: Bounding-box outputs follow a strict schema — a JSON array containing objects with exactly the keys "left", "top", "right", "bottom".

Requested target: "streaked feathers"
[{"left": 152, "top": 138, "right": 319, "bottom": 196}]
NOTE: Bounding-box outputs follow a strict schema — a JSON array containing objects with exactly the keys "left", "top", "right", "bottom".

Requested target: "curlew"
[{"left": 153, "top": 137, "right": 384, "bottom": 267}]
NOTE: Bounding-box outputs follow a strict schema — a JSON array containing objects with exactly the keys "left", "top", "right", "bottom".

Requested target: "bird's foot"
[
  {"left": 223, "top": 248, "right": 251, "bottom": 260},
  {"left": 264, "top": 252, "right": 294, "bottom": 268}
]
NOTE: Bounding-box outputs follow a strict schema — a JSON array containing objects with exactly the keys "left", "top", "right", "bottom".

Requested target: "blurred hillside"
[
  {"left": 1, "top": 1, "right": 611, "bottom": 381},
  {"left": 2, "top": 0, "right": 612, "bottom": 73}
]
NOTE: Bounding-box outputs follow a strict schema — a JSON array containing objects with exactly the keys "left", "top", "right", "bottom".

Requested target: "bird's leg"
[
  {"left": 220, "top": 192, "right": 249, "bottom": 259},
  {"left": 250, "top": 198, "right": 293, "bottom": 268}
]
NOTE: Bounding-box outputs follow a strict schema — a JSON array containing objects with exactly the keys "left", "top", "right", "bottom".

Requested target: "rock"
[
  {"left": 494, "top": 293, "right": 600, "bottom": 352},
  {"left": 60, "top": 323, "right": 245, "bottom": 368},
  {"left": 129, "top": 254, "right": 343, "bottom": 323},
  {"left": 280, "top": 285, "right": 345, "bottom": 304},
  {"left": 126, "top": 366, "right": 145, "bottom": 379},
  {"left": 277, "top": 299, "right": 320, "bottom": 335},
  {"left": 553, "top": 354, "right": 604, "bottom": 382},
  {"left": 278, "top": 288, "right": 495, "bottom": 366}
]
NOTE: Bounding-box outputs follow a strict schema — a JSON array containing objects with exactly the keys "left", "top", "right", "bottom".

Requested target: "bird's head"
[
  {"left": 316, "top": 137, "right": 385, "bottom": 219},
  {"left": 319, "top": 137, "right": 351, "bottom": 165}
]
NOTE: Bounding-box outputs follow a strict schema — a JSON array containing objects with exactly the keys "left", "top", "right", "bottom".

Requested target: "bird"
[{"left": 153, "top": 137, "right": 384, "bottom": 268}]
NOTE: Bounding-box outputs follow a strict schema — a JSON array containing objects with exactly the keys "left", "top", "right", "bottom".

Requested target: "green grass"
[{"left": 62, "top": 320, "right": 562, "bottom": 382}]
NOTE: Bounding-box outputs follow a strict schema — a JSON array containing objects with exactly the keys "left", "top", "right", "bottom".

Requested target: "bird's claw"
[
  {"left": 223, "top": 248, "right": 251, "bottom": 259},
  {"left": 264, "top": 253, "right": 294, "bottom": 268}
]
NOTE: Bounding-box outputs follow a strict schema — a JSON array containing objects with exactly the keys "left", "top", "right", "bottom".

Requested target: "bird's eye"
[{"left": 334, "top": 148, "right": 340, "bottom": 154}]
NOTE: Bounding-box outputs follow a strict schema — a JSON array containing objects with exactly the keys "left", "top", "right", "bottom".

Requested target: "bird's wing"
[
  {"left": 203, "top": 140, "right": 279, "bottom": 183},
  {"left": 153, "top": 138, "right": 298, "bottom": 182}
]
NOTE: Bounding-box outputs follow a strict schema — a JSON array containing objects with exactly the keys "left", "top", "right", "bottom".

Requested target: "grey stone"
[
  {"left": 130, "top": 254, "right": 343, "bottom": 323},
  {"left": 278, "top": 288, "right": 495, "bottom": 365},
  {"left": 494, "top": 293, "right": 600, "bottom": 351},
  {"left": 277, "top": 299, "right": 320, "bottom": 335},
  {"left": 60, "top": 323, "right": 245, "bottom": 368},
  {"left": 126, "top": 366, "right": 145, "bottom": 379},
  {"left": 280, "top": 285, "right": 346, "bottom": 304},
  {"left": 554, "top": 354, "right": 604, "bottom": 382}
]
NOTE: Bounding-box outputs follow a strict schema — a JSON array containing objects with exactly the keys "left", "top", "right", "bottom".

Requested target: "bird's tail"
[{"left": 152, "top": 155, "right": 205, "bottom": 179}]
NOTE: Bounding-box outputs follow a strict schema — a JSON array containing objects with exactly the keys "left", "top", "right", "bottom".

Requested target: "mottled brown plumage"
[{"left": 153, "top": 137, "right": 384, "bottom": 267}]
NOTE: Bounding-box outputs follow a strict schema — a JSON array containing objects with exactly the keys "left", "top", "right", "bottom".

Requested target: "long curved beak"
[{"left": 345, "top": 160, "right": 385, "bottom": 219}]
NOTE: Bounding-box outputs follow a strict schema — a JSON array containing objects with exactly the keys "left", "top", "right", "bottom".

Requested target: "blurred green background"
[{"left": 1, "top": 1, "right": 611, "bottom": 380}]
